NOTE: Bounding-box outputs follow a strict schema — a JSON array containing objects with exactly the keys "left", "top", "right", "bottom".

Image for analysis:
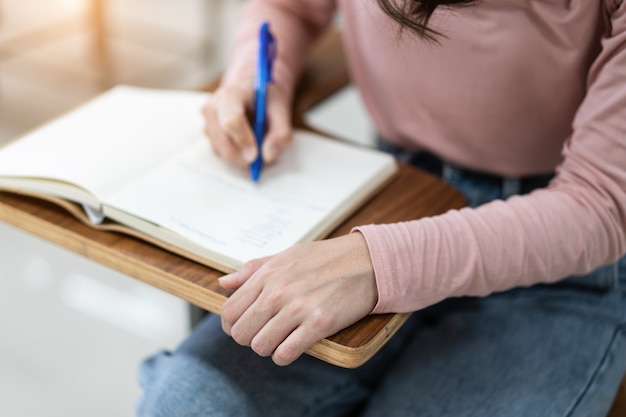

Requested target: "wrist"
[{"left": 343, "top": 232, "right": 378, "bottom": 313}]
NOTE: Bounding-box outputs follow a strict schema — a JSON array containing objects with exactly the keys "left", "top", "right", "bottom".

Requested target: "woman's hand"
[
  {"left": 219, "top": 233, "right": 378, "bottom": 366},
  {"left": 202, "top": 79, "right": 293, "bottom": 167}
]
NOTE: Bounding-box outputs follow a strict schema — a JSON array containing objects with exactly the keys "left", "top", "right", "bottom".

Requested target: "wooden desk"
[{"left": 0, "top": 29, "right": 466, "bottom": 368}]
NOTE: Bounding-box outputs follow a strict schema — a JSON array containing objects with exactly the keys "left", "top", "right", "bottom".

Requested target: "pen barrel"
[{"left": 250, "top": 21, "right": 274, "bottom": 181}]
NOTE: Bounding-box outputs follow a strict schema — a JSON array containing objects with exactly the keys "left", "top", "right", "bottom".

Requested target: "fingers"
[
  {"left": 219, "top": 235, "right": 378, "bottom": 367},
  {"left": 218, "top": 257, "right": 269, "bottom": 289},
  {"left": 219, "top": 258, "right": 270, "bottom": 335},
  {"left": 219, "top": 92, "right": 257, "bottom": 163},
  {"left": 220, "top": 259, "right": 304, "bottom": 359},
  {"left": 202, "top": 83, "right": 256, "bottom": 166},
  {"left": 202, "top": 80, "right": 292, "bottom": 168},
  {"left": 234, "top": 296, "right": 332, "bottom": 365},
  {"left": 251, "top": 305, "right": 338, "bottom": 366},
  {"left": 240, "top": 298, "right": 299, "bottom": 355},
  {"left": 220, "top": 280, "right": 262, "bottom": 337},
  {"left": 250, "top": 312, "right": 299, "bottom": 358},
  {"left": 272, "top": 325, "right": 324, "bottom": 366}
]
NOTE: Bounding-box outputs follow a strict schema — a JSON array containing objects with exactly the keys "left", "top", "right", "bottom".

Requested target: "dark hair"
[{"left": 377, "top": 0, "right": 478, "bottom": 41}]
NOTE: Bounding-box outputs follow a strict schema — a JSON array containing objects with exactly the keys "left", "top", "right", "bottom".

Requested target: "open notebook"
[{"left": 0, "top": 86, "right": 397, "bottom": 272}]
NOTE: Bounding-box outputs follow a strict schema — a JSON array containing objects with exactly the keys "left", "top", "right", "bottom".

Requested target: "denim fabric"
[{"left": 137, "top": 147, "right": 626, "bottom": 417}]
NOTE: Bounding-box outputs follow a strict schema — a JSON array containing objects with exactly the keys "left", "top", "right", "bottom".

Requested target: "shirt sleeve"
[
  {"left": 356, "top": 0, "right": 626, "bottom": 314},
  {"left": 221, "top": 0, "right": 337, "bottom": 102}
]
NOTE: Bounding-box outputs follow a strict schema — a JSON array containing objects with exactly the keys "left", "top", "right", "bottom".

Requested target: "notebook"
[{"left": 0, "top": 86, "right": 397, "bottom": 272}]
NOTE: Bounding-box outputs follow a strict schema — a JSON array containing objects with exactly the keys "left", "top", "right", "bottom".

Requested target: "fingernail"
[
  {"left": 242, "top": 146, "right": 257, "bottom": 163},
  {"left": 218, "top": 272, "right": 237, "bottom": 286}
]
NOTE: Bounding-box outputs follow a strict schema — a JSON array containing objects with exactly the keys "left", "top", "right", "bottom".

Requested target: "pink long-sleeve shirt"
[{"left": 224, "top": 0, "right": 626, "bottom": 314}]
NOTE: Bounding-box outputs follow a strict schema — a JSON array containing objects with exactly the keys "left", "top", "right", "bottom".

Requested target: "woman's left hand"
[{"left": 219, "top": 232, "right": 378, "bottom": 366}]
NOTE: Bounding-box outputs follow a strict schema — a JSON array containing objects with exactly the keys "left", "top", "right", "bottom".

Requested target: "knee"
[
  {"left": 136, "top": 351, "right": 252, "bottom": 417},
  {"left": 136, "top": 351, "right": 188, "bottom": 417}
]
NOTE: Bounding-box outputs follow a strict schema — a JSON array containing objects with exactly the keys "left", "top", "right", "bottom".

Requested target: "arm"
[{"left": 358, "top": 1, "right": 626, "bottom": 313}]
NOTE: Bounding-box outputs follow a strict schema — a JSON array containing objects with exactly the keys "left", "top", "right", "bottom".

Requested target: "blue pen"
[{"left": 250, "top": 22, "right": 276, "bottom": 182}]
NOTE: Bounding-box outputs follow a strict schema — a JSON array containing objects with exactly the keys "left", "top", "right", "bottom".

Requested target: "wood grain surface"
[{"left": 0, "top": 162, "right": 465, "bottom": 367}]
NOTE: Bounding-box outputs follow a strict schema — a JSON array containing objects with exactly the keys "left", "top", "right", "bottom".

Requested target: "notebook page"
[
  {"left": 103, "top": 130, "right": 396, "bottom": 267},
  {"left": 0, "top": 86, "right": 208, "bottom": 205}
]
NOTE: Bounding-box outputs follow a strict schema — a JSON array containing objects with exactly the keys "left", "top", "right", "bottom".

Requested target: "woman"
[{"left": 138, "top": 1, "right": 626, "bottom": 416}]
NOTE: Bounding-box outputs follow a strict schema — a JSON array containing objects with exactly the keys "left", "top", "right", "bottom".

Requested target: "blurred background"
[
  {"left": 0, "top": 1, "right": 243, "bottom": 416},
  {"left": 0, "top": 0, "right": 243, "bottom": 141}
]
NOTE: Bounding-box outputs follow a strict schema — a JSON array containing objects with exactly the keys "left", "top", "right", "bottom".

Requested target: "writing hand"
[
  {"left": 219, "top": 233, "right": 378, "bottom": 366},
  {"left": 202, "top": 79, "right": 292, "bottom": 167}
]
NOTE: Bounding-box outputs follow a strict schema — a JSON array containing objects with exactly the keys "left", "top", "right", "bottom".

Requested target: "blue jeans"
[{"left": 137, "top": 148, "right": 626, "bottom": 417}]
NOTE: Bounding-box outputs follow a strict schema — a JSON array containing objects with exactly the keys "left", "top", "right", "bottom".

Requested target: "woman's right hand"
[{"left": 202, "top": 78, "right": 293, "bottom": 167}]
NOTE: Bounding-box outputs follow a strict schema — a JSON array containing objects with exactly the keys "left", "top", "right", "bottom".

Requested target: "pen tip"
[{"left": 250, "top": 157, "right": 262, "bottom": 182}]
